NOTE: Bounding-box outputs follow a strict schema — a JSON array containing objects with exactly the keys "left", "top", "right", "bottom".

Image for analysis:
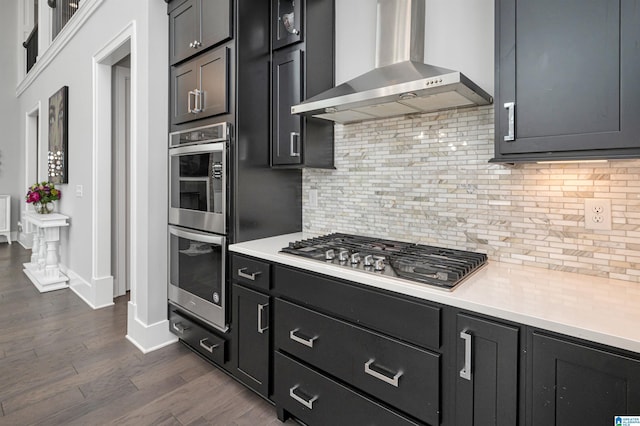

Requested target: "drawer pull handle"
[
  {"left": 460, "top": 330, "right": 472, "bottom": 381},
  {"left": 289, "top": 385, "right": 318, "bottom": 409},
  {"left": 199, "top": 338, "right": 219, "bottom": 353},
  {"left": 257, "top": 303, "right": 269, "bottom": 334},
  {"left": 238, "top": 267, "right": 262, "bottom": 281},
  {"left": 364, "top": 359, "right": 403, "bottom": 387},
  {"left": 172, "top": 322, "right": 187, "bottom": 334},
  {"left": 289, "top": 329, "right": 318, "bottom": 348}
]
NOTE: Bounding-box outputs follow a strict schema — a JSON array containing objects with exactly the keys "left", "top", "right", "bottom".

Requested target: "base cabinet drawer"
[
  {"left": 275, "top": 298, "right": 440, "bottom": 425},
  {"left": 231, "top": 254, "right": 271, "bottom": 291},
  {"left": 274, "top": 266, "right": 441, "bottom": 349},
  {"left": 169, "top": 308, "right": 227, "bottom": 366},
  {"left": 274, "top": 351, "right": 421, "bottom": 426}
]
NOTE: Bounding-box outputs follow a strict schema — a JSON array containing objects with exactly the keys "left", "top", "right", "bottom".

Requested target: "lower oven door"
[{"left": 168, "top": 225, "right": 227, "bottom": 332}]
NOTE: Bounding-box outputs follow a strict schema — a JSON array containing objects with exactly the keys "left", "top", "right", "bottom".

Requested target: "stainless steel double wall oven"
[{"left": 168, "top": 122, "right": 230, "bottom": 332}]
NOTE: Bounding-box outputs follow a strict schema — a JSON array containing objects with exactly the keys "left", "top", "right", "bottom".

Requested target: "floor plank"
[{"left": 0, "top": 243, "right": 295, "bottom": 425}]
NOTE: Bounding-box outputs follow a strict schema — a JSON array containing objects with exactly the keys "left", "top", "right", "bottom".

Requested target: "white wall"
[
  {"left": 335, "top": 0, "right": 495, "bottom": 94},
  {"left": 0, "top": 1, "right": 20, "bottom": 237},
  {"left": 15, "top": 0, "right": 172, "bottom": 351}
]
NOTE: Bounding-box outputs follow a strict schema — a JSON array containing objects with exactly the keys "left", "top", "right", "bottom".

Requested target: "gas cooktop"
[{"left": 280, "top": 233, "right": 488, "bottom": 291}]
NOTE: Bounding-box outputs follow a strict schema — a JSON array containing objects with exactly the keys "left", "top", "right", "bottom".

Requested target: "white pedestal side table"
[{"left": 23, "top": 211, "right": 70, "bottom": 292}]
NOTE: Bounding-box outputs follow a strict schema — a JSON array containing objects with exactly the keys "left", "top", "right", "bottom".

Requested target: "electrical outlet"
[
  {"left": 584, "top": 198, "right": 611, "bottom": 230},
  {"left": 309, "top": 189, "right": 318, "bottom": 208}
]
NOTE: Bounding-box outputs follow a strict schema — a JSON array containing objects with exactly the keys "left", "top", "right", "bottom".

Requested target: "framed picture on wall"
[{"left": 48, "top": 85, "right": 68, "bottom": 184}]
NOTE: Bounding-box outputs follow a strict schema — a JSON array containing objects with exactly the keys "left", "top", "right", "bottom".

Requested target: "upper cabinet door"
[
  {"left": 169, "top": 0, "right": 199, "bottom": 65},
  {"left": 198, "top": 47, "right": 230, "bottom": 119},
  {"left": 495, "top": 0, "right": 640, "bottom": 161},
  {"left": 171, "top": 60, "right": 199, "bottom": 125},
  {"left": 170, "top": 0, "right": 234, "bottom": 66},
  {"left": 272, "top": 0, "right": 304, "bottom": 50},
  {"left": 170, "top": 47, "right": 229, "bottom": 126},
  {"left": 200, "top": 0, "right": 233, "bottom": 53},
  {"left": 272, "top": 49, "right": 303, "bottom": 166}
]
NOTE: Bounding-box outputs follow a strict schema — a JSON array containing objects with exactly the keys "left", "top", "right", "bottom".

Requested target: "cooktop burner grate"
[{"left": 280, "top": 233, "right": 487, "bottom": 290}]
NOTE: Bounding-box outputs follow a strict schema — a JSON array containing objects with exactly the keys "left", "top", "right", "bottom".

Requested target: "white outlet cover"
[
  {"left": 584, "top": 198, "right": 611, "bottom": 231},
  {"left": 309, "top": 189, "right": 318, "bottom": 208}
]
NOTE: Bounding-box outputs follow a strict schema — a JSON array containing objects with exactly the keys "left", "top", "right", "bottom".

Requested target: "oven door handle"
[
  {"left": 169, "top": 142, "right": 226, "bottom": 156},
  {"left": 169, "top": 226, "right": 225, "bottom": 245}
]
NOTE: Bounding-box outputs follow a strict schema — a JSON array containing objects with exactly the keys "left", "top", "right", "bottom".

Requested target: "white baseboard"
[
  {"left": 18, "top": 231, "right": 33, "bottom": 249},
  {"left": 66, "top": 267, "right": 115, "bottom": 309},
  {"left": 91, "top": 275, "right": 116, "bottom": 308},
  {"left": 125, "top": 301, "right": 177, "bottom": 354}
]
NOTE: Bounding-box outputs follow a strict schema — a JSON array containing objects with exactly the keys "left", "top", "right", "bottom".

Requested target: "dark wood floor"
[{"left": 0, "top": 243, "right": 292, "bottom": 425}]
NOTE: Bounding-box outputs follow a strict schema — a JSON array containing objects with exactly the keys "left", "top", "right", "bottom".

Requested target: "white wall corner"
[{"left": 126, "top": 301, "right": 177, "bottom": 354}]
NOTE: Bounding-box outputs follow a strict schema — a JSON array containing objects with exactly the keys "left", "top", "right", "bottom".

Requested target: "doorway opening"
[
  {"left": 21, "top": 103, "right": 41, "bottom": 248},
  {"left": 112, "top": 55, "right": 131, "bottom": 298},
  {"left": 88, "top": 27, "right": 133, "bottom": 309}
]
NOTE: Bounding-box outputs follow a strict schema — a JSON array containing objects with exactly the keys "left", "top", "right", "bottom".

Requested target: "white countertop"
[{"left": 230, "top": 232, "right": 640, "bottom": 354}]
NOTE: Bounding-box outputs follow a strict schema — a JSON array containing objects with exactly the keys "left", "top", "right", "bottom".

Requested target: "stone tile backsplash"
[{"left": 303, "top": 106, "right": 640, "bottom": 282}]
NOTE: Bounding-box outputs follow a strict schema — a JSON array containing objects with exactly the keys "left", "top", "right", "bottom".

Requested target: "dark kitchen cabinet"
[
  {"left": 171, "top": 46, "right": 229, "bottom": 125},
  {"left": 530, "top": 331, "right": 640, "bottom": 426},
  {"left": 232, "top": 283, "right": 270, "bottom": 397},
  {"left": 493, "top": 0, "right": 640, "bottom": 162},
  {"left": 272, "top": 49, "right": 303, "bottom": 166},
  {"left": 272, "top": 0, "right": 303, "bottom": 50},
  {"left": 169, "top": 306, "right": 228, "bottom": 366},
  {"left": 275, "top": 297, "right": 440, "bottom": 425},
  {"left": 169, "top": 0, "right": 232, "bottom": 65},
  {"left": 273, "top": 264, "right": 441, "bottom": 425},
  {"left": 453, "top": 313, "right": 519, "bottom": 426},
  {"left": 273, "top": 351, "right": 421, "bottom": 426},
  {"left": 270, "top": 0, "right": 335, "bottom": 168}
]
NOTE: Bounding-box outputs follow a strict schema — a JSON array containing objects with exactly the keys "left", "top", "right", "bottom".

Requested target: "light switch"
[{"left": 75, "top": 185, "right": 83, "bottom": 198}]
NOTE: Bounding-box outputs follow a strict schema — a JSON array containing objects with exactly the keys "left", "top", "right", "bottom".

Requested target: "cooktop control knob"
[
  {"left": 325, "top": 249, "right": 335, "bottom": 260},
  {"left": 338, "top": 249, "right": 349, "bottom": 262},
  {"left": 363, "top": 254, "right": 373, "bottom": 267},
  {"left": 374, "top": 257, "right": 386, "bottom": 271},
  {"left": 350, "top": 252, "right": 361, "bottom": 265}
]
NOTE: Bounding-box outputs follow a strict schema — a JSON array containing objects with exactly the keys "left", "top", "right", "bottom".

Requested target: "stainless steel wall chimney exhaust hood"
[{"left": 291, "top": 0, "right": 493, "bottom": 124}]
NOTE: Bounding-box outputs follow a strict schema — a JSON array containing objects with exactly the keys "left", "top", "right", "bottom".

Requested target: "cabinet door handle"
[
  {"left": 188, "top": 90, "right": 198, "bottom": 114},
  {"left": 289, "top": 328, "right": 318, "bottom": 348},
  {"left": 289, "top": 385, "right": 318, "bottom": 409},
  {"left": 199, "top": 338, "right": 219, "bottom": 353},
  {"left": 364, "top": 359, "right": 403, "bottom": 387},
  {"left": 290, "top": 132, "right": 300, "bottom": 157},
  {"left": 257, "top": 303, "right": 269, "bottom": 334},
  {"left": 504, "top": 102, "right": 515, "bottom": 141},
  {"left": 172, "top": 322, "right": 187, "bottom": 334},
  {"left": 193, "top": 89, "right": 203, "bottom": 113},
  {"left": 460, "top": 330, "right": 472, "bottom": 381},
  {"left": 238, "top": 267, "right": 261, "bottom": 281}
]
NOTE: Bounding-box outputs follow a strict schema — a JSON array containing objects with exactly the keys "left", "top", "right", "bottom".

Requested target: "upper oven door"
[
  {"left": 169, "top": 142, "right": 226, "bottom": 234},
  {"left": 169, "top": 122, "right": 230, "bottom": 148}
]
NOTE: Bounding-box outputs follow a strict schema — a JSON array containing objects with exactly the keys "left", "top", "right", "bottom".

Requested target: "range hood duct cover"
[{"left": 291, "top": 0, "right": 493, "bottom": 124}]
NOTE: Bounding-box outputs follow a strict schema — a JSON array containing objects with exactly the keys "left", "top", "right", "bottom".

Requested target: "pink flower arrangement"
[{"left": 25, "top": 181, "right": 62, "bottom": 205}]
